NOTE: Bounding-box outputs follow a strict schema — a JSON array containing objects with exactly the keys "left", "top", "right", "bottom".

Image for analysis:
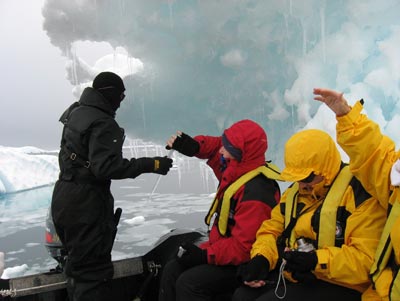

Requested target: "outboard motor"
[{"left": 44, "top": 207, "right": 67, "bottom": 271}]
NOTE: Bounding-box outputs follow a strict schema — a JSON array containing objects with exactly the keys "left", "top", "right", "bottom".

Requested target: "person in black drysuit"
[{"left": 51, "top": 71, "right": 173, "bottom": 301}]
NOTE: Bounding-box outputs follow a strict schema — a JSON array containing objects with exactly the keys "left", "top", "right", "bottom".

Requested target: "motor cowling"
[{"left": 44, "top": 207, "right": 67, "bottom": 271}]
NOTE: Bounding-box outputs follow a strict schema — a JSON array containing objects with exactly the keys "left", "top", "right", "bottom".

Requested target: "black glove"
[
  {"left": 166, "top": 132, "right": 200, "bottom": 157},
  {"left": 137, "top": 157, "right": 173, "bottom": 175},
  {"left": 283, "top": 250, "right": 318, "bottom": 273},
  {"left": 176, "top": 243, "right": 207, "bottom": 268},
  {"left": 290, "top": 271, "right": 317, "bottom": 284},
  {"left": 237, "top": 255, "right": 270, "bottom": 282},
  {"left": 153, "top": 157, "right": 173, "bottom": 175}
]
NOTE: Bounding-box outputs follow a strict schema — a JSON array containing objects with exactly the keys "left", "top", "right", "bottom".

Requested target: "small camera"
[{"left": 295, "top": 238, "right": 315, "bottom": 253}]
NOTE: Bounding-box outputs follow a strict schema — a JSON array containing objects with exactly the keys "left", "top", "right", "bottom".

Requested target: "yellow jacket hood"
[{"left": 281, "top": 129, "right": 341, "bottom": 185}]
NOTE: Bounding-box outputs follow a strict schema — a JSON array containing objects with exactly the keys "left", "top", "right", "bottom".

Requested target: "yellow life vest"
[
  {"left": 283, "top": 165, "right": 353, "bottom": 248},
  {"left": 370, "top": 197, "right": 400, "bottom": 299},
  {"left": 204, "top": 162, "right": 281, "bottom": 236}
]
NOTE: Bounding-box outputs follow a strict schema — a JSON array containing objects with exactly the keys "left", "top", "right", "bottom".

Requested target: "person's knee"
[
  {"left": 231, "top": 287, "right": 245, "bottom": 301},
  {"left": 160, "top": 259, "right": 183, "bottom": 285},
  {"left": 175, "top": 269, "right": 201, "bottom": 297},
  {"left": 231, "top": 286, "right": 257, "bottom": 301},
  {"left": 159, "top": 259, "right": 186, "bottom": 300},
  {"left": 176, "top": 272, "right": 190, "bottom": 292}
]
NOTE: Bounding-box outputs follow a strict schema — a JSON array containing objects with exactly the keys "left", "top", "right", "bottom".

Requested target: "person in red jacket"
[{"left": 158, "top": 119, "right": 281, "bottom": 301}]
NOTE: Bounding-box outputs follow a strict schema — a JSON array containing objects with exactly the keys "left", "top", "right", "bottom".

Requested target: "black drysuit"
[{"left": 51, "top": 87, "right": 156, "bottom": 300}]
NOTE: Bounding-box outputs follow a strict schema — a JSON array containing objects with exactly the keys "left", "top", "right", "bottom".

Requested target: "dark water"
[
  {"left": 0, "top": 158, "right": 217, "bottom": 277},
  {"left": 0, "top": 186, "right": 57, "bottom": 275}
]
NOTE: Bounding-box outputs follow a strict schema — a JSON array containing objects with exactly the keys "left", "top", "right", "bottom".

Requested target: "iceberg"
[
  {"left": 41, "top": 0, "right": 400, "bottom": 164},
  {"left": 0, "top": 146, "right": 58, "bottom": 195}
]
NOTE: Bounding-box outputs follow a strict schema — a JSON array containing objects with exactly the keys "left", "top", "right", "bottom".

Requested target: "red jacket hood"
[{"left": 219, "top": 119, "right": 268, "bottom": 194}]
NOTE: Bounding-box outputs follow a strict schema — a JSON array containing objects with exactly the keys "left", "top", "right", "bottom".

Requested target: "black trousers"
[
  {"left": 232, "top": 276, "right": 361, "bottom": 301},
  {"left": 51, "top": 180, "right": 116, "bottom": 301},
  {"left": 66, "top": 277, "right": 112, "bottom": 301},
  {"left": 158, "top": 258, "right": 239, "bottom": 301}
]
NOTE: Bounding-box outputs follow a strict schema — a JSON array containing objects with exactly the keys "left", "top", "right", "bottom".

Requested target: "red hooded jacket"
[{"left": 194, "top": 119, "right": 280, "bottom": 265}]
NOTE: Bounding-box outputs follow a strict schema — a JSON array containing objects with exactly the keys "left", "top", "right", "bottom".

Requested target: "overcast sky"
[{"left": 0, "top": 0, "right": 73, "bottom": 149}]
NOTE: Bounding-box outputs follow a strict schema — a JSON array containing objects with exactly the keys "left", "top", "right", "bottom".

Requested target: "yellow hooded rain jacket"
[
  {"left": 251, "top": 129, "right": 386, "bottom": 293},
  {"left": 336, "top": 101, "right": 400, "bottom": 301}
]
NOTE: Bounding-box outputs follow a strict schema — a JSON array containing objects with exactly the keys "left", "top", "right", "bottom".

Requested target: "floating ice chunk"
[
  {"left": 123, "top": 216, "right": 145, "bottom": 225},
  {"left": 1, "top": 264, "right": 29, "bottom": 279},
  {"left": 0, "top": 252, "right": 4, "bottom": 278}
]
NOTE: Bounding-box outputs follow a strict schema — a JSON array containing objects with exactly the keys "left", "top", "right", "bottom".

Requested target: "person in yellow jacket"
[
  {"left": 233, "top": 129, "right": 386, "bottom": 301},
  {"left": 313, "top": 87, "right": 400, "bottom": 301}
]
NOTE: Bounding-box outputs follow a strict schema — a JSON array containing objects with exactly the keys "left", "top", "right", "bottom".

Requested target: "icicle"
[
  {"left": 66, "top": 45, "right": 72, "bottom": 83},
  {"left": 120, "top": 0, "right": 125, "bottom": 14},
  {"left": 284, "top": 13, "right": 289, "bottom": 55},
  {"left": 177, "top": 157, "right": 182, "bottom": 188},
  {"left": 129, "top": 137, "right": 136, "bottom": 158},
  {"left": 199, "top": 162, "right": 209, "bottom": 192},
  {"left": 150, "top": 74, "right": 155, "bottom": 103},
  {"left": 291, "top": 104, "right": 295, "bottom": 130},
  {"left": 141, "top": 96, "right": 146, "bottom": 131},
  {"left": 301, "top": 18, "right": 307, "bottom": 56},
  {"left": 113, "top": 48, "right": 117, "bottom": 71},
  {"left": 71, "top": 44, "right": 79, "bottom": 86},
  {"left": 168, "top": 0, "right": 174, "bottom": 29},
  {"left": 320, "top": 6, "right": 326, "bottom": 63},
  {"left": 93, "top": 0, "right": 98, "bottom": 25},
  {"left": 133, "top": 139, "right": 138, "bottom": 158},
  {"left": 148, "top": 149, "right": 174, "bottom": 202}
]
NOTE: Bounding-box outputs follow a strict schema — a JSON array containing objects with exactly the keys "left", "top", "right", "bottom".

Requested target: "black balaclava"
[
  {"left": 221, "top": 133, "right": 242, "bottom": 162},
  {"left": 92, "top": 71, "right": 126, "bottom": 111}
]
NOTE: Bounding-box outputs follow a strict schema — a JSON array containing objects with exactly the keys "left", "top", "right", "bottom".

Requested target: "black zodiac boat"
[{"left": 0, "top": 211, "right": 206, "bottom": 301}]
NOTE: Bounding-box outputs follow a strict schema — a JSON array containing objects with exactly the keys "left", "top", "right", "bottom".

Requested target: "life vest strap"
[
  {"left": 283, "top": 165, "right": 352, "bottom": 248},
  {"left": 205, "top": 163, "right": 281, "bottom": 236}
]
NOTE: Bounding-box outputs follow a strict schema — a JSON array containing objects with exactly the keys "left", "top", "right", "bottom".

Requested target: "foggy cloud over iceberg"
[{"left": 42, "top": 0, "right": 400, "bottom": 163}]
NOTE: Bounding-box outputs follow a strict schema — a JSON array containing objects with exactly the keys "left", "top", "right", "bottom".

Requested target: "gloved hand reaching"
[
  {"left": 176, "top": 242, "right": 207, "bottom": 268},
  {"left": 237, "top": 255, "right": 270, "bottom": 282},
  {"left": 283, "top": 250, "right": 318, "bottom": 273},
  {"left": 152, "top": 156, "right": 173, "bottom": 175},
  {"left": 166, "top": 132, "right": 200, "bottom": 157},
  {"left": 137, "top": 157, "right": 173, "bottom": 175}
]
